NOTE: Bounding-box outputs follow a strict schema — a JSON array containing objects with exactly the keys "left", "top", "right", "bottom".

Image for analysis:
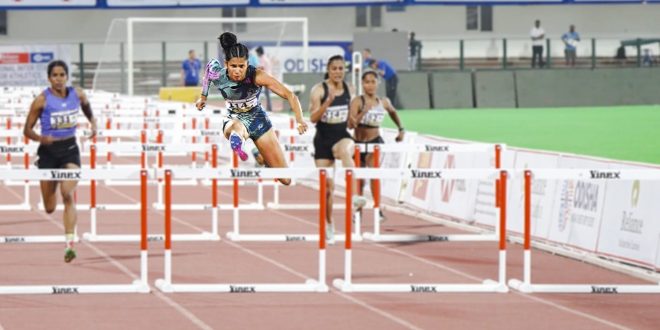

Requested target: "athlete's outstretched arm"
[
  {"left": 255, "top": 69, "right": 308, "bottom": 135},
  {"left": 196, "top": 59, "right": 221, "bottom": 111},
  {"left": 383, "top": 97, "right": 404, "bottom": 142},
  {"left": 76, "top": 87, "right": 97, "bottom": 140}
]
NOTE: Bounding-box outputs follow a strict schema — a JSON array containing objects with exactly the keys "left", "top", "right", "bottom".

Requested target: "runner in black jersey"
[{"left": 309, "top": 55, "right": 366, "bottom": 243}]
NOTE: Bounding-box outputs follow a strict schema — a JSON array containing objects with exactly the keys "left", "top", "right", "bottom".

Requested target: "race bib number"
[
  {"left": 50, "top": 109, "right": 78, "bottom": 130},
  {"left": 360, "top": 111, "right": 385, "bottom": 127},
  {"left": 227, "top": 96, "right": 259, "bottom": 113},
  {"left": 321, "top": 105, "right": 349, "bottom": 124}
]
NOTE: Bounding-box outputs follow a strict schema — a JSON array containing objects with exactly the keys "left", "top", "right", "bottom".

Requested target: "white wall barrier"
[{"left": 509, "top": 169, "right": 660, "bottom": 294}]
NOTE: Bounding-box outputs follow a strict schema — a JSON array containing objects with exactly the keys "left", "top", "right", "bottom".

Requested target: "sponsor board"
[
  {"left": 424, "top": 137, "right": 479, "bottom": 221},
  {"left": 548, "top": 157, "right": 608, "bottom": 251},
  {"left": 508, "top": 151, "right": 560, "bottom": 238},
  {"left": 597, "top": 164, "right": 660, "bottom": 268},
  {"left": 0, "top": 45, "right": 72, "bottom": 87}
]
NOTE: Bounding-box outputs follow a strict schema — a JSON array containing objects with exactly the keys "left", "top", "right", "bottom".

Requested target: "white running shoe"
[
  {"left": 326, "top": 224, "right": 335, "bottom": 245},
  {"left": 352, "top": 195, "right": 367, "bottom": 210}
]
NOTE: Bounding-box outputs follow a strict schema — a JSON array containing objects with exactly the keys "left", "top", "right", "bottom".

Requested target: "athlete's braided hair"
[{"left": 218, "top": 32, "right": 249, "bottom": 61}]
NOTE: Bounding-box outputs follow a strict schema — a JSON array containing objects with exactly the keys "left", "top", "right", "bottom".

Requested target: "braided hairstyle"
[{"left": 218, "top": 32, "right": 249, "bottom": 61}]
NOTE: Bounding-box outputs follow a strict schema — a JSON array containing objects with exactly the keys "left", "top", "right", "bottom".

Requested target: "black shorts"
[
  {"left": 36, "top": 137, "right": 81, "bottom": 169},
  {"left": 357, "top": 136, "right": 384, "bottom": 166},
  {"left": 313, "top": 130, "right": 352, "bottom": 160}
]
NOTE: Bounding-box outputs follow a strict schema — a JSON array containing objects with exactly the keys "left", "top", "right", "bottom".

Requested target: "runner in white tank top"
[{"left": 349, "top": 70, "right": 405, "bottom": 222}]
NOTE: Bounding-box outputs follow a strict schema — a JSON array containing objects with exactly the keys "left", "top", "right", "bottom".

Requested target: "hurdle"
[
  {"left": 333, "top": 168, "right": 509, "bottom": 293},
  {"left": 151, "top": 145, "right": 264, "bottom": 211},
  {"left": 225, "top": 151, "right": 361, "bottom": 242},
  {"left": 0, "top": 140, "right": 35, "bottom": 211},
  {"left": 83, "top": 143, "right": 220, "bottom": 242},
  {"left": 362, "top": 143, "right": 504, "bottom": 243},
  {"left": 0, "top": 168, "right": 150, "bottom": 294},
  {"left": 265, "top": 127, "right": 332, "bottom": 211},
  {"left": 155, "top": 167, "right": 329, "bottom": 293},
  {"left": 509, "top": 169, "right": 660, "bottom": 294}
]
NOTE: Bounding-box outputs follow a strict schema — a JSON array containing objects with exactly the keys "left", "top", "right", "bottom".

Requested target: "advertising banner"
[
  {"left": 546, "top": 156, "right": 609, "bottom": 252},
  {"left": 597, "top": 164, "right": 660, "bottom": 269},
  {"left": 0, "top": 0, "right": 94, "bottom": 7},
  {"left": 508, "top": 150, "right": 561, "bottom": 237},
  {"left": 0, "top": 45, "right": 72, "bottom": 87}
]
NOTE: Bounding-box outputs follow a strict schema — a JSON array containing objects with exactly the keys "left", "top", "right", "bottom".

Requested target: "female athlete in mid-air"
[{"left": 196, "top": 32, "right": 307, "bottom": 185}]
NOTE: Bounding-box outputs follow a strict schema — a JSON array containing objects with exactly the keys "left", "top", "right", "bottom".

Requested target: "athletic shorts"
[
  {"left": 222, "top": 106, "right": 273, "bottom": 141},
  {"left": 313, "top": 129, "right": 352, "bottom": 160},
  {"left": 356, "top": 136, "right": 384, "bottom": 166},
  {"left": 36, "top": 137, "right": 81, "bottom": 169}
]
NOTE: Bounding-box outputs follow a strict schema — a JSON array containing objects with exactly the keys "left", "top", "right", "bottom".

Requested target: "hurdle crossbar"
[
  {"left": 155, "top": 168, "right": 329, "bottom": 293},
  {"left": 334, "top": 168, "right": 509, "bottom": 293},
  {"left": 508, "top": 169, "right": 660, "bottom": 294}
]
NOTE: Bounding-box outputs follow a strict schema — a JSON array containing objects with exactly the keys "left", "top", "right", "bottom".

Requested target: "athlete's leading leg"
[
  {"left": 40, "top": 180, "right": 58, "bottom": 214},
  {"left": 253, "top": 129, "right": 291, "bottom": 185},
  {"left": 223, "top": 119, "right": 250, "bottom": 161},
  {"left": 332, "top": 138, "right": 366, "bottom": 209},
  {"left": 315, "top": 158, "right": 335, "bottom": 242},
  {"left": 365, "top": 152, "right": 385, "bottom": 222}
]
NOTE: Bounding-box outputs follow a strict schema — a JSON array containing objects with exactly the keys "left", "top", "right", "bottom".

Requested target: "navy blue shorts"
[{"left": 223, "top": 106, "right": 273, "bottom": 141}]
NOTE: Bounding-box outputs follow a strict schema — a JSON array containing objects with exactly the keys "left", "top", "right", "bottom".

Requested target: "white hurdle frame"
[
  {"left": 226, "top": 152, "right": 360, "bottom": 242},
  {"left": 509, "top": 169, "right": 660, "bottom": 294},
  {"left": 0, "top": 168, "right": 150, "bottom": 294},
  {"left": 154, "top": 150, "right": 265, "bottom": 212},
  {"left": 334, "top": 168, "right": 509, "bottom": 293},
  {"left": 155, "top": 167, "right": 329, "bottom": 293},
  {"left": 0, "top": 141, "right": 35, "bottom": 211},
  {"left": 83, "top": 143, "right": 220, "bottom": 242},
  {"left": 362, "top": 143, "right": 504, "bottom": 243}
]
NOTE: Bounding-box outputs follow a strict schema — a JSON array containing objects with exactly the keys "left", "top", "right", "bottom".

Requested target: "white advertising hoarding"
[
  {"left": 0, "top": 0, "right": 94, "bottom": 6},
  {"left": 0, "top": 45, "right": 72, "bottom": 87},
  {"left": 106, "top": 0, "right": 249, "bottom": 6},
  {"left": 546, "top": 156, "right": 609, "bottom": 252},
  {"left": 597, "top": 164, "right": 660, "bottom": 269},
  {"left": 509, "top": 150, "right": 561, "bottom": 238}
]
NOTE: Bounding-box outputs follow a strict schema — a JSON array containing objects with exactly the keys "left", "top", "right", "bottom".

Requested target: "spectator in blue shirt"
[
  {"left": 562, "top": 25, "right": 580, "bottom": 67},
  {"left": 181, "top": 50, "right": 202, "bottom": 86},
  {"left": 367, "top": 58, "right": 400, "bottom": 109}
]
